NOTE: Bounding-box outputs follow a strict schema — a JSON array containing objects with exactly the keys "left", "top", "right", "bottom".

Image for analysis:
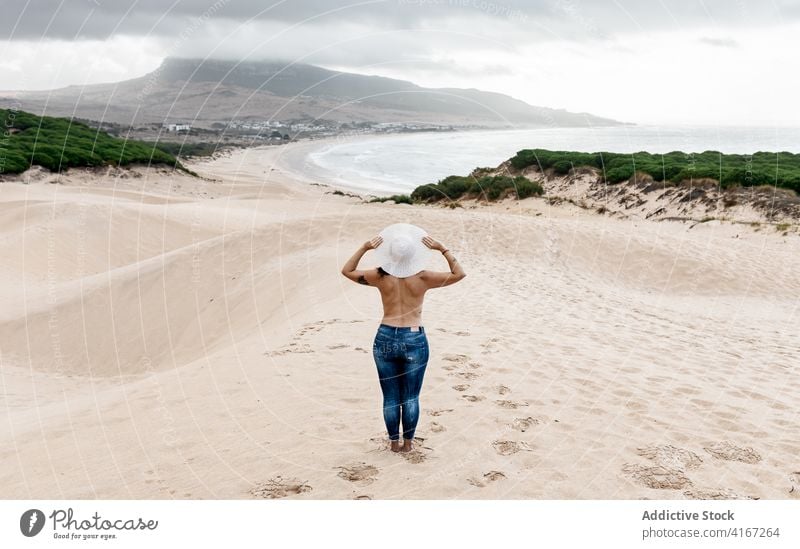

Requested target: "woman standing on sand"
[{"left": 341, "top": 223, "right": 467, "bottom": 452}]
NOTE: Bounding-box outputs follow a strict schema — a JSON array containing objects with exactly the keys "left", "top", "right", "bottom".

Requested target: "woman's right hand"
[{"left": 422, "top": 235, "right": 444, "bottom": 251}]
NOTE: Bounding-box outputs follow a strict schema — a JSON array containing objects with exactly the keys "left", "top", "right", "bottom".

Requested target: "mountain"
[{"left": 0, "top": 57, "right": 624, "bottom": 129}]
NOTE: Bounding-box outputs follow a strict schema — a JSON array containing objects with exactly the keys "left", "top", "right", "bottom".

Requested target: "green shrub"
[
  {"left": 514, "top": 178, "right": 544, "bottom": 199},
  {"left": 604, "top": 165, "right": 635, "bottom": 183},
  {"left": 552, "top": 160, "right": 573, "bottom": 175},
  {"left": 0, "top": 108, "right": 185, "bottom": 174},
  {"left": 410, "top": 174, "right": 543, "bottom": 202},
  {"left": 389, "top": 194, "right": 412, "bottom": 204},
  {"left": 410, "top": 184, "right": 442, "bottom": 202},
  {"left": 411, "top": 177, "right": 471, "bottom": 201},
  {"left": 369, "top": 194, "right": 413, "bottom": 204}
]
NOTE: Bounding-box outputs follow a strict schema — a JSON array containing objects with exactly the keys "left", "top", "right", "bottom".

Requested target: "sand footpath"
[{"left": 1, "top": 141, "right": 799, "bottom": 499}]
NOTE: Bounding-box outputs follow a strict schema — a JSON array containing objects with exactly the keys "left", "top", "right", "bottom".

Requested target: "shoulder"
[
  {"left": 418, "top": 269, "right": 462, "bottom": 288},
  {"left": 361, "top": 267, "right": 387, "bottom": 286}
]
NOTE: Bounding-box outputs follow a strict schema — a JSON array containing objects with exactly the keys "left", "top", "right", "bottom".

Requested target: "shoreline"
[
  {"left": 265, "top": 130, "right": 488, "bottom": 197},
  {"left": 219, "top": 126, "right": 800, "bottom": 203}
]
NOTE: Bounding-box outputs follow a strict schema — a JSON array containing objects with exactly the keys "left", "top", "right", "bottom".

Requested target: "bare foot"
[
  {"left": 400, "top": 439, "right": 413, "bottom": 453},
  {"left": 390, "top": 440, "right": 401, "bottom": 453}
]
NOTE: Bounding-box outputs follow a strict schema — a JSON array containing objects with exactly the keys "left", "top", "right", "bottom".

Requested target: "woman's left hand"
[{"left": 363, "top": 235, "right": 383, "bottom": 250}]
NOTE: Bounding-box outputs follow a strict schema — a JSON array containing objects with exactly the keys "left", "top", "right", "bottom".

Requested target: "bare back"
[{"left": 375, "top": 272, "right": 428, "bottom": 327}]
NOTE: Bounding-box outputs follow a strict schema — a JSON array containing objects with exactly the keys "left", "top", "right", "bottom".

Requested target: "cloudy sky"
[{"left": 2, "top": 0, "right": 799, "bottom": 125}]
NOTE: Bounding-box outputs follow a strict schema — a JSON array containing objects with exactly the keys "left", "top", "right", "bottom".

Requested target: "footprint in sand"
[
  {"left": 336, "top": 463, "right": 379, "bottom": 485},
  {"left": 495, "top": 384, "right": 511, "bottom": 395},
  {"left": 276, "top": 320, "right": 367, "bottom": 355},
  {"left": 442, "top": 353, "right": 470, "bottom": 364},
  {"left": 397, "top": 451, "right": 423, "bottom": 463},
  {"left": 430, "top": 422, "right": 446, "bottom": 433},
  {"left": 495, "top": 400, "right": 529, "bottom": 409},
  {"left": 436, "top": 328, "right": 470, "bottom": 337},
  {"left": 427, "top": 408, "right": 454, "bottom": 416},
  {"left": 636, "top": 444, "right": 703, "bottom": 470},
  {"left": 354, "top": 494, "right": 372, "bottom": 500},
  {"left": 322, "top": 318, "right": 364, "bottom": 325},
  {"left": 621, "top": 464, "right": 692, "bottom": 490},
  {"left": 452, "top": 371, "right": 480, "bottom": 380},
  {"left": 249, "top": 476, "right": 312, "bottom": 499},
  {"left": 467, "top": 471, "right": 506, "bottom": 488},
  {"left": 683, "top": 488, "right": 756, "bottom": 500},
  {"left": 479, "top": 337, "right": 502, "bottom": 354},
  {"left": 462, "top": 394, "right": 485, "bottom": 402},
  {"left": 452, "top": 384, "right": 470, "bottom": 392},
  {"left": 492, "top": 440, "right": 534, "bottom": 456},
  {"left": 510, "top": 416, "right": 540, "bottom": 432},
  {"left": 435, "top": 328, "right": 471, "bottom": 336},
  {"left": 264, "top": 343, "right": 314, "bottom": 356},
  {"left": 703, "top": 441, "right": 762, "bottom": 464},
  {"left": 296, "top": 324, "right": 324, "bottom": 337}
]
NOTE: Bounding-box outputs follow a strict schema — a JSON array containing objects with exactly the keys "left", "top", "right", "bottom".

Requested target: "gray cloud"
[
  {"left": 4, "top": 0, "right": 536, "bottom": 40},
  {"left": 157, "top": 16, "right": 526, "bottom": 68},
  {"left": 2, "top": 0, "right": 797, "bottom": 42}
]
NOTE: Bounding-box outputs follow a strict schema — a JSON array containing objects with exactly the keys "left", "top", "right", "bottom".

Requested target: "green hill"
[{"left": 0, "top": 109, "right": 185, "bottom": 175}]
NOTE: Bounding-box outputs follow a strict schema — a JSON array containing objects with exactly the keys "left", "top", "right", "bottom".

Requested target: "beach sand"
[{"left": 1, "top": 141, "right": 799, "bottom": 500}]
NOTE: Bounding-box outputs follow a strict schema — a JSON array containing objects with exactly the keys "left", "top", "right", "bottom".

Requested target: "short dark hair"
[{"left": 377, "top": 266, "right": 389, "bottom": 277}]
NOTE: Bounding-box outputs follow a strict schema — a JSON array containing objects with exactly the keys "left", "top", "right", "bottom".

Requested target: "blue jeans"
[{"left": 372, "top": 323, "right": 430, "bottom": 441}]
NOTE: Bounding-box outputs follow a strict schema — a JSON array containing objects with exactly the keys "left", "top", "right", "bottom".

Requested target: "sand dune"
[{"left": 1, "top": 143, "right": 799, "bottom": 499}]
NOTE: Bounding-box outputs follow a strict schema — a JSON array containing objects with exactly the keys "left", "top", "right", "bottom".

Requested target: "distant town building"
[{"left": 163, "top": 123, "right": 191, "bottom": 132}]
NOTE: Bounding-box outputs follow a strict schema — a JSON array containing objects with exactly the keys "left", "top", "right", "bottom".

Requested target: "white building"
[{"left": 163, "top": 123, "right": 191, "bottom": 132}]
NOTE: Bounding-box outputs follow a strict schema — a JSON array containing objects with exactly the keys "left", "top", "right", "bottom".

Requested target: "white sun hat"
[{"left": 374, "top": 223, "right": 431, "bottom": 278}]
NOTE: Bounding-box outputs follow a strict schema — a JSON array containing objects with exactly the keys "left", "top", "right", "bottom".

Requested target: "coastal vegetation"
[
  {"left": 410, "top": 174, "right": 543, "bottom": 202},
  {"left": 368, "top": 194, "right": 413, "bottom": 204},
  {"left": 0, "top": 109, "right": 186, "bottom": 175},
  {"left": 510, "top": 148, "right": 800, "bottom": 192},
  {"left": 144, "top": 141, "right": 221, "bottom": 159}
]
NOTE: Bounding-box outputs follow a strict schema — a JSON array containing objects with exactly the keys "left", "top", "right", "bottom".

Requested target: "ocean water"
[{"left": 299, "top": 126, "right": 800, "bottom": 196}]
